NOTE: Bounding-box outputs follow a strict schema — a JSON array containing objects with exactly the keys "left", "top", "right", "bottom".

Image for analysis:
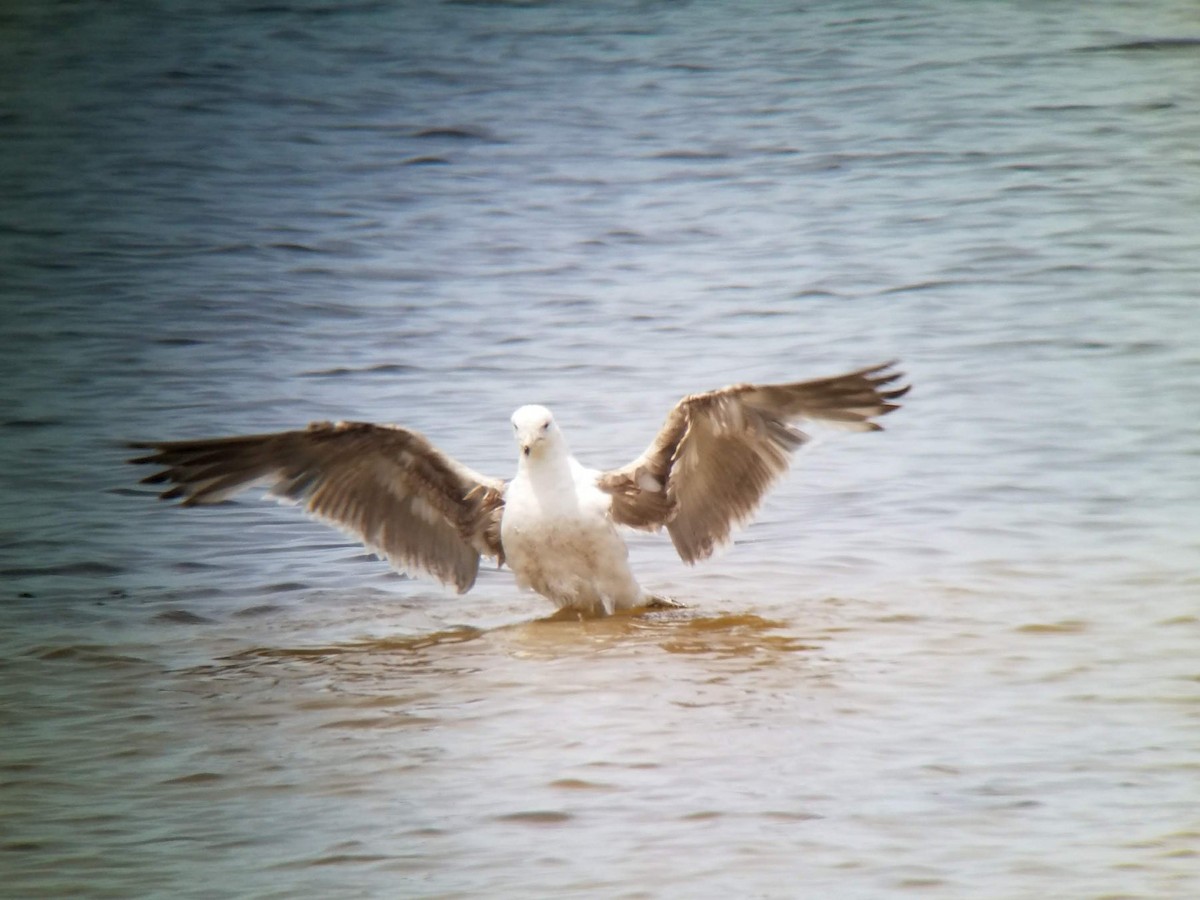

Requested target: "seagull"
[{"left": 130, "top": 361, "right": 908, "bottom": 617}]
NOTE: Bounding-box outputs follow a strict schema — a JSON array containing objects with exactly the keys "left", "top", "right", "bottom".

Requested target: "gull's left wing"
[{"left": 596, "top": 361, "right": 909, "bottom": 564}]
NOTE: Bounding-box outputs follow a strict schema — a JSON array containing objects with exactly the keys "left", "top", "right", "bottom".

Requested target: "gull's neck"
[{"left": 517, "top": 441, "right": 575, "bottom": 486}]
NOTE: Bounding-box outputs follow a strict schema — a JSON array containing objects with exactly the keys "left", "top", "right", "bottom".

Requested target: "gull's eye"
[{"left": 542, "top": 421, "right": 550, "bottom": 431}]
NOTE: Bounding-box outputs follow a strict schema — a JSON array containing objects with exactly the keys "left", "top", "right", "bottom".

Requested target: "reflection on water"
[
  {"left": 201, "top": 611, "right": 814, "bottom": 683},
  {"left": 222, "top": 624, "right": 488, "bottom": 667},
  {"left": 7, "top": 588, "right": 1197, "bottom": 898},
  {"left": 2, "top": 0, "right": 1200, "bottom": 897}
]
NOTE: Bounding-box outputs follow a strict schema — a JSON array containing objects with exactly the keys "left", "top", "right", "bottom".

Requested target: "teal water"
[{"left": 1, "top": 2, "right": 1198, "bottom": 897}]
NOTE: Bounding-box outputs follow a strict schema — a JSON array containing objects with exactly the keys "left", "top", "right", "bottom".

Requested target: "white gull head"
[{"left": 510, "top": 404, "right": 565, "bottom": 460}]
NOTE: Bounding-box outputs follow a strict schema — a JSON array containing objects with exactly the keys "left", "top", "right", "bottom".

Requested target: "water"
[{"left": 2, "top": 1, "right": 1199, "bottom": 896}]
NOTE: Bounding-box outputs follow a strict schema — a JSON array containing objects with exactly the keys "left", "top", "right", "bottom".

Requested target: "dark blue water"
[{"left": 2, "top": 2, "right": 1198, "bottom": 897}]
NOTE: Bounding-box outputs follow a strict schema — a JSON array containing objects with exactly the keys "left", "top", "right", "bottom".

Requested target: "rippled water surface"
[{"left": 2, "top": 1, "right": 1199, "bottom": 897}]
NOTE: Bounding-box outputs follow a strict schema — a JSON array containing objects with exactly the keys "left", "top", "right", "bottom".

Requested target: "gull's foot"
[{"left": 643, "top": 594, "right": 686, "bottom": 611}]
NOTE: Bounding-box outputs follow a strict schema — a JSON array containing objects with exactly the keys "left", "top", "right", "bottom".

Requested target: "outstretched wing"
[
  {"left": 596, "top": 361, "right": 909, "bottom": 564},
  {"left": 129, "top": 422, "right": 506, "bottom": 593}
]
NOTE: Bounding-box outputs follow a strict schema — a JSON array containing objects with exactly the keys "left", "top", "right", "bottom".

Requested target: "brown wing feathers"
[
  {"left": 129, "top": 422, "right": 505, "bottom": 592},
  {"left": 599, "top": 361, "right": 908, "bottom": 564},
  {"left": 661, "top": 396, "right": 808, "bottom": 563},
  {"left": 738, "top": 360, "right": 908, "bottom": 428}
]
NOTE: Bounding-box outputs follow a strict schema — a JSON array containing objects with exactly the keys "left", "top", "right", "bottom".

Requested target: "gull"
[{"left": 129, "top": 361, "right": 908, "bottom": 617}]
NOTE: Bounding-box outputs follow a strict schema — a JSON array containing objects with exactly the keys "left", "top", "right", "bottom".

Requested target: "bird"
[{"left": 129, "top": 361, "right": 908, "bottom": 617}]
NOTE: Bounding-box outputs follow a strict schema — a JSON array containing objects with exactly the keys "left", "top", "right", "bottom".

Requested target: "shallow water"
[{"left": 2, "top": 1, "right": 1199, "bottom": 897}]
